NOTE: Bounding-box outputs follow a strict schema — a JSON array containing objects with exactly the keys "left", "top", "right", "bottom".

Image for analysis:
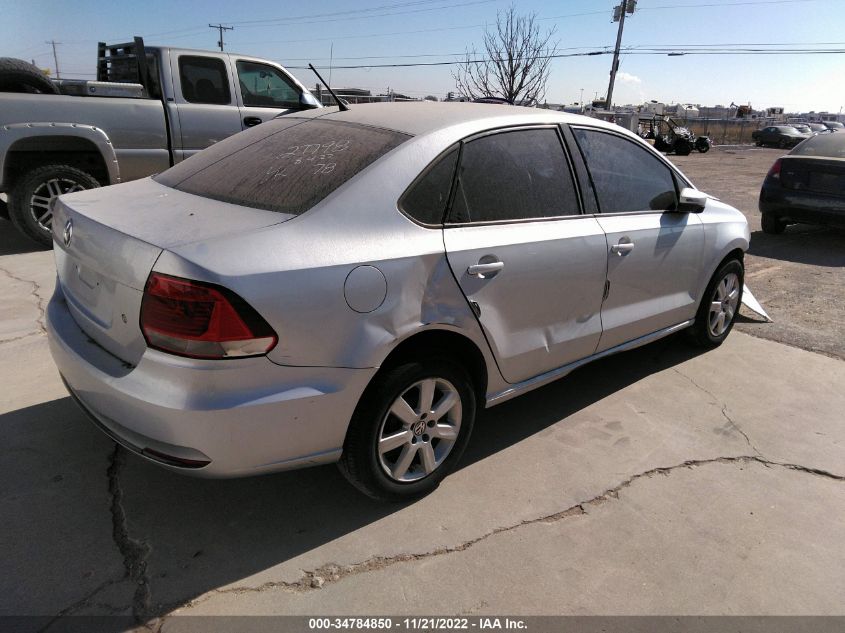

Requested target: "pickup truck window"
[
  {"left": 155, "top": 118, "right": 411, "bottom": 215},
  {"left": 179, "top": 56, "right": 231, "bottom": 105},
  {"left": 236, "top": 60, "right": 300, "bottom": 109}
]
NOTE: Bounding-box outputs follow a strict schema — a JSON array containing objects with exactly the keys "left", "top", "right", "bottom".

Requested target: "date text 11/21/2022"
[{"left": 307, "top": 617, "right": 528, "bottom": 630}]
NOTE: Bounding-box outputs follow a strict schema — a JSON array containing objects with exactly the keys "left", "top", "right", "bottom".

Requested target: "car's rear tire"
[
  {"left": 778, "top": 138, "right": 789, "bottom": 149},
  {"left": 338, "top": 357, "right": 476, "bottom": 502},
  {"left": 9, "top": 164, "right": 100, "bottom": 246},
  {"left": 755, "top": 140, "right": 762, "bottom": 147},
  {"left": 688, "top": 259, "right": 744, "bottom": 349},
  {"left": 0, "top": 57, "right": 59, "bottom": 94},
  {"left": 761, "top": 213, "right": 787, "bottom": 235}
]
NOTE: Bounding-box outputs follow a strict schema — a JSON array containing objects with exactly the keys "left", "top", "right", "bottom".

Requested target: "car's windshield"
[
  {"left": 791, "top": 133, "right": 845, "bottom": 158},
  {"left": 155, "top": 118, "right": 411, "bottom": 215}
]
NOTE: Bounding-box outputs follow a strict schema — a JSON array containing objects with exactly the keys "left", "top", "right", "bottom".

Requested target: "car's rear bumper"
[
  {"left": 47, "top": 285, "right": 376, "bottom": 478},
  {"left": 759, "top": 186, "right": 845, "bottom": 229}
]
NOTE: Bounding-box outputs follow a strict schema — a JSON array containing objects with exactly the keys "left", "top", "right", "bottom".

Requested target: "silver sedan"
[{"left": 47, "top": 103, "right": 749, "bottom": 501}]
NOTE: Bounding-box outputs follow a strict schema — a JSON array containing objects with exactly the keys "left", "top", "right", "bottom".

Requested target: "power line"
[
  {"left": 638, "top": 0, "right": 818, "bottom": 9},
  {"left": 223, "top": 0, "right": 478, "bottom": 26},
  {"left": 290, "top": 46, "right": 845, "bottom": 70},
  {"left": 232, "top": 0, "right": 496, "bottom": 30}
]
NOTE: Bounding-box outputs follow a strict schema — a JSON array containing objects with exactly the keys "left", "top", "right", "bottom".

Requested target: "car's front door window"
[
  {"left": 236, "top": 60, "right": 301, "bottom": 109},
  {"left": 572, "top": 128, "right": 677, "bottom": 213}
]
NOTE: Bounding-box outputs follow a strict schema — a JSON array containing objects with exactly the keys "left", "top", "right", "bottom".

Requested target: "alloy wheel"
[
  {"left": 377, "top": 377, "right": 462, "bottom": 482},
  {"left": 708, "top": 272, "right": 740, "bottom": 337}
]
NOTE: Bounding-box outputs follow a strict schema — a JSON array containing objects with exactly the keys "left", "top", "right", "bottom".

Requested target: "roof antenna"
[{"left": 309, "top": 63, "right": 349, "bottom": 112}]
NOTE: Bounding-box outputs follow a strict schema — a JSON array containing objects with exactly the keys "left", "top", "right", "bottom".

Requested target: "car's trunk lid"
[
  {"left": 52, "top": 178, "right": 292, "bottom": 365},
  {"left": 780, "top": 156, "right": 845, "bottom": 195}
]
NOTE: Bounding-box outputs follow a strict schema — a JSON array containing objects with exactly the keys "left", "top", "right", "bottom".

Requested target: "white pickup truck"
[{"left": 0, "top": 38, "right": 321, "bottom": 244}]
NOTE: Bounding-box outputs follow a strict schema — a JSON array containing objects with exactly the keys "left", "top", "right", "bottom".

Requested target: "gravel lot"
[{"left": 672, "top": 146, "right": 845, "bottom": 359}]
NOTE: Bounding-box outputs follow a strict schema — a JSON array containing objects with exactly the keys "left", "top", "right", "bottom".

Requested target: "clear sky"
[{"left": 3, "top": 0, "right": 844, "bottom": 113}]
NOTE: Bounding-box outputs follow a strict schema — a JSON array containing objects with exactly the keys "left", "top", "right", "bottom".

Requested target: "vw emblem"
[
  {"left": 63, "top": 219, "right": 73, "bottom": 247},
  {"left": 412, "top": 420, "right": 426, "bottom": 436}
]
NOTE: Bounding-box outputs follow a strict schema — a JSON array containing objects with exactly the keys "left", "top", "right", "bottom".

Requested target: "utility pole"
[
  {"left": 208, "top": 24, "right": 234, "bottom": 52},
  {"left": 46, "top": 40, "right": 60, "bottom": 79},
  {"left": 605, "top": 0, "right": 636, "bottom": 111}
]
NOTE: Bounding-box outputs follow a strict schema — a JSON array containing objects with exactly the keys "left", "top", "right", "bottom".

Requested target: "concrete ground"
[{"left": 1, "top": 148, "right": 843, "bottom": 630}]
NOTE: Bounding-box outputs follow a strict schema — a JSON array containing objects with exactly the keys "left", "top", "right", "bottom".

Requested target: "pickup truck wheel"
[
  {"left": 338, "top": 358, "right": 476, "bottom": 502},
  {"left": 9, "top": 165, "right": 100, "bottom": 246},
  {"left": 0, "top": 58, "right": 59, "bottom": 94}
]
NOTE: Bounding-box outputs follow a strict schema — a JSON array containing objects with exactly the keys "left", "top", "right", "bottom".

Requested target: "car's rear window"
[
  {"left": 155, "top": 118, "right": 411, "bottom": 215},
  {"left": 791, "top": 133, "right": 845, "bottom": 158}
]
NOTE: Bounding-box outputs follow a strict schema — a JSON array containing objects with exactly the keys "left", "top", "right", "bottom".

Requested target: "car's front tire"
[
  {"left": 688, "top": 259, "right": 744, "bottom": 349},
  {"left": 338, "top": 357, "right": 476, "bottom": 502}
]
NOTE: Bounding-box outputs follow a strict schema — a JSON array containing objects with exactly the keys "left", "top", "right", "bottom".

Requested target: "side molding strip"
[{"left": 486, "top": 319, "right": 695, "bottom": 407}]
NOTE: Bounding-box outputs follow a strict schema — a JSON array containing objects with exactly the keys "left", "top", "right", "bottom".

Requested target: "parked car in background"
[
  {"left": 759, "top": 131, "right": 845, "bottom": 233},
  {"left": 822, "top": 121, "right": 844, "bottom": 131},
  {"left": 752, "top": 125, "right": 811, "bottom": 148},
  {"left": 0, "top": 37, "right": 319, "bottom": 245},
  {"left": 807, "top": 122, "right": 829, "bottom": 133},
  {"left": 789, "top": 123, "right": 812, "bottom": 135},
  {"left": 47, "top": 103, "right": 749, "bottom": 501}
]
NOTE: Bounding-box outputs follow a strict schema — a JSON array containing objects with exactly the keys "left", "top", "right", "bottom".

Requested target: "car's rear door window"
[
  {"left": 179, "top": 56, "right": 231, "bottom": 105},
  {"left": 447, "top": 127, "right": 580, "bottom": 223},
  {"left": 572, "top": 128, "right": 678, "bottom": 213},
  {"left": 155, "top": 118, "right": 411, "bottom": 215}
]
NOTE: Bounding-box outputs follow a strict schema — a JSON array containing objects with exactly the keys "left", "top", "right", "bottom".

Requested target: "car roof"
[{"left": 288, "top": 101, "right": 620, "bottom": 137}]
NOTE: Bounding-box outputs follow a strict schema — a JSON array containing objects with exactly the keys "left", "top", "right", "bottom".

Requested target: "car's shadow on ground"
[
  {"left": 748, "top": 227, "right": 845, "bottom": 267},
  {"left": 0, "top": 217, "right": 50, "bottom": 256},
  {"left": 2, "top": 334, "right": 704, "bottom": 621}
]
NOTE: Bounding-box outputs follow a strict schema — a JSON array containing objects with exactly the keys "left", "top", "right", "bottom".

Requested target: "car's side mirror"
[{"left": 677, "top": 187, "right": 707, "bottom": 213}]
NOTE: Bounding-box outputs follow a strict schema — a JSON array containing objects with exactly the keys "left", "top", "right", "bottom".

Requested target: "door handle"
[
  {"left": 243, "top": 116, "right": 263, "bottom": 127},
  {"left": 467, "top": 261, "right": 504, "bottom": 278},
  {"left": 610, "top": 242, "right": 635, "bottom": 256}
]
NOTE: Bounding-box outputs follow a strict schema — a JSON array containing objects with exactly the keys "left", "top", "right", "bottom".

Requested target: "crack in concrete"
[
  {"left": 37, "top": 578, "right": 122, "bottom": 632},
  {"left": 165, "top": 455, "right": 843, "bottom": 616},
  {"left": 0, "top": 265, "right": 47, "bottom": 339},
  {"left": 672, "top": 368, "right": 762, "bottom": 455},
  {"left": 108, "top": 445, "right": 153, "bottom": 622}
]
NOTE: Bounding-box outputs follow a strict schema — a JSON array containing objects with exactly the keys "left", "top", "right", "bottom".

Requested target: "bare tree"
[{"left": 452, "top": 6, "right": 557, "bottom": 105}]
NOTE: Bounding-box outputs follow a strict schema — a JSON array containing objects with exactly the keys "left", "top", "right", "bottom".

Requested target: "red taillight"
[
  {"left": 140, "top": 273, "right": 277, "bottom": 359},
  {"left": 766, "top": 158, "right": 782, "bottom": 180}
]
